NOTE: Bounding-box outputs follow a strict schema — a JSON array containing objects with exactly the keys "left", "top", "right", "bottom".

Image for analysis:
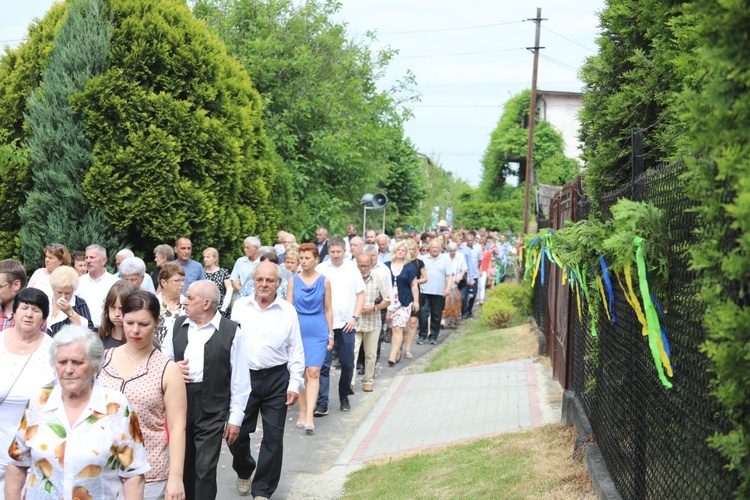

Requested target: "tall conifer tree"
[{"left": 20, "top": 0, "right": 121, "bottom": 268}]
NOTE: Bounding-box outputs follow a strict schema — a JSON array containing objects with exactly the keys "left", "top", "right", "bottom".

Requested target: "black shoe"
[
  {"left": 357, "top": 366, "right": 365, "bottom": 375},
  {"left": 417, "top": 338, "right": 425, "bottom": 345},
  {"left": 313, "top": 403, "right": 329, "bottom": 417},
  {"left": 349, "top": 384, "right": 355, "bottom": 395},
  {"left": 340, "top": 397, "right": 351, "bottom": 411},
  {"left": 429, "top": 340, "right": 437, "bottom": 345},
  {"left": 334, "top": 361, "right": 342, "bottom": 369}
]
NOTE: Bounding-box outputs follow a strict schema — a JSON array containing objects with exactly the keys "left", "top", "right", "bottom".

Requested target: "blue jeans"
[
  {"left": 316, "top": 328, "right": 356, "bottom": 405},
  {"left": 461, "top": 281, "right": 477, "bottom": 317}
]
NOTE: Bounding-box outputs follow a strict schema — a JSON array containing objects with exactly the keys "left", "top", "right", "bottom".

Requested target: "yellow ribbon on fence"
[
  {"left": 596, "top": 275, "right": 612, "bottom": 322},
  {"left": 616, "top": 265, "right": 648, "bottom": 337},
  {"left": 530, "top": 245, "right": 542, "bottom": 286}
]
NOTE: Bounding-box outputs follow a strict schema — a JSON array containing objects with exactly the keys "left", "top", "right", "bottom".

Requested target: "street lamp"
[{"left": 361, "top": 193, "right": 387, "bottom": 235}]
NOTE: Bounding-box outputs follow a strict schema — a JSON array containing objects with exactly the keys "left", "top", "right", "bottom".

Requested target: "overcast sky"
[{"left": 3, "top": 0, "right": 605, "bottom": 187}]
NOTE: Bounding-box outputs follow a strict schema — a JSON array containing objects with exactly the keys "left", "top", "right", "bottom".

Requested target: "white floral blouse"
[{"left": 8, "top": 379, "right": 150, "bottom": 499}]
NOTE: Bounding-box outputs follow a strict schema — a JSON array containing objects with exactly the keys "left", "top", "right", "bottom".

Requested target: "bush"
[
  {"left": 488, "top": 281, "right": 532, "bottom": 316},
  {"left": 481, "top": 299, "right": 518, "bottom": 329}
]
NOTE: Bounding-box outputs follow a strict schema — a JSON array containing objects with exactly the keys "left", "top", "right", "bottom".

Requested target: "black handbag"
[{"left": 457, "top": 275, "right": 468, "bottom": 290}]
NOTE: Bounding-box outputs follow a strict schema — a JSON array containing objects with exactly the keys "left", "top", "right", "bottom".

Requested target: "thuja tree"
[
  {"left": 577, "top": 0, "right": 696, "bottom": 202},
  {"left": 20, "top": 0, "right": 122, "bottom": 269},
  {"left": 73, "top": 0, "right": 283, "bottom": 261},
  {"left": 0, "top": 4, "right": 67, "bottom": 260},
  {"left": 194, "top": 0, "right": 420, "bottom": 237},
  {"left": 677, "top": 0, "right": 750, "bottom": 494},
  {"left": 0, "top": 132, "right": 30, "bottom": 258},
  {"left": 480, "top": 89, "right": 579, "bottom": 202}
]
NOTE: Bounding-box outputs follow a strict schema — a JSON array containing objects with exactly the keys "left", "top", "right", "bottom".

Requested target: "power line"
[
  {"left": 412, "top": 105, "right": 502, "bottom": 108},
  {"left": 539, "top": 53, "right": 578, "bottom": 72},
  {"left": 417, "top": 81, "right": 579, "bottom": 88},
  {"left": 0, "top": 38, "right": 23, "bottom": 43},
  {"left": 396, "top": 47, "right": 525, "bottom": 60},
  {"left": 379, "top": 20, "right": 524, "bottom": 35},
  {"left": 541, "top": 26, "right": 596, "bottom": 53}
]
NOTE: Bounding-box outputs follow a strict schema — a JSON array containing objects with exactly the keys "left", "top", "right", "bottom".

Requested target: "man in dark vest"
[{"left": 162, "top": 280, "right": 249, "bottom": 500}]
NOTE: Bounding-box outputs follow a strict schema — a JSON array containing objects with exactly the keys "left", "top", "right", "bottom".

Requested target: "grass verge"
[
  {"left": 425, "top": 316, "right": 537, "bottom": 373},
  {"left": 342, "top": 424, "right": 594, "bottom": 499}
]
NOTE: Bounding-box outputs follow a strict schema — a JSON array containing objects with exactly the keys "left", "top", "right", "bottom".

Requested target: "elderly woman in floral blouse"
[{"left": 5, "top": 325, "right": 149, "bottom": 499}]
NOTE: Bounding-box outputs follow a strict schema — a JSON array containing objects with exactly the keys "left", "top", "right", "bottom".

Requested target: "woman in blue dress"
[{"left": 286, "top": 242, "right": 333, "bottom": 434}]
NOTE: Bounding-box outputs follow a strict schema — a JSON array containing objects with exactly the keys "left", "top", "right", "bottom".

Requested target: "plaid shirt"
[
  {"left": 357, "top": 271, "right": 390, "bottom": 332},
  {"left": 0, "top": 308, "right": 13, "bottom": 331}
]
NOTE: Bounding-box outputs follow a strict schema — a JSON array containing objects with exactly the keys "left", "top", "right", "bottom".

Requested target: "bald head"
[{"left": 185, "top": 280, "right": 220, "bottom": 322}]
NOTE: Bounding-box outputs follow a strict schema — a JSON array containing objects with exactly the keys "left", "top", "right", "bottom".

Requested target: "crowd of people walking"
[{"left": 0, "top": 222, "right": 515, "bottom": 499}]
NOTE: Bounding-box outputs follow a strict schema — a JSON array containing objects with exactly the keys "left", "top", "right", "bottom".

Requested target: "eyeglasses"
[
  {"left": 419, "top": 248, "right": 428, "bottom": 253},
  {"left": 49, "top": 243, "right": 63, "bottom": 250},
  {"left": 0, "top": 282, "right": 10, "bottom": 290}
]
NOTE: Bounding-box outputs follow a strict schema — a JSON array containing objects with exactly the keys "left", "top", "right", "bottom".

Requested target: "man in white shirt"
[
  {"left": 460, "top": 231, "right": 482, "bottom": 319},
  {"left": 230, "top": 236, "right": 260, "bottom": 292},
  {"left": 76, "top": 244, "right": 118, "bottom": 329},
  {"left": 418, "top": 240, "right": 453, "bottom": 345},
  {"left": 161, "top": 280, "right": 248, "bottom": 499},
  {"left": 314, "top": 236, "right": 364, "bottom": 414},
  {"left": 229, "top": 262, "right": 304, "bottom": 499},
  {"left": 376, "top": 233, "right": 391, "bottom": 264}
]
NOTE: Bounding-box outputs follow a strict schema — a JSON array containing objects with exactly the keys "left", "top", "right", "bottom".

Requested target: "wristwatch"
[
  {"left": 66, "top": 310, "right": 74, "bottom": 318},
  {"left": 352, "top": 315, "right": 360, "bottom": 321}
]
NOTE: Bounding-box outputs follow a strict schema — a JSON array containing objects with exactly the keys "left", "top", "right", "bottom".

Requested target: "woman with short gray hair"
[
  {"left": 49, "top": 324, "right": 105, "bottom": 371},
  {"left": 6, "top": 324, "right": 149, "bottom": 499},
  {"left": 120, "top": 256, "right": 148, "bottom": 290},
  {"left": 47, "top": 265, "right": 94, "bottom": 337}
]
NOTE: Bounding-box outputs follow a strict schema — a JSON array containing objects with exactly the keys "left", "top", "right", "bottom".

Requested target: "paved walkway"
[
  {"left": 340, "top": 360, "right": 544, "bottom": 464},
  {"left": 215, "top": 322, "right": 558, "bottom": 499}
]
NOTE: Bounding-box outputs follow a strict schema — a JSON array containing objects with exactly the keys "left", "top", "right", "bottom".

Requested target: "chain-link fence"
[{"left": 566, "top": 161, "right": 738, "bottom": 498}]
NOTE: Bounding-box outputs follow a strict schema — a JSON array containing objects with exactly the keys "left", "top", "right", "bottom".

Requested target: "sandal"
[
  {"left": 405, "top": 352, "right": 413, "bottom": 359},
  {"left": 296, "top": 412, "right": 305, "bottom": 429}
]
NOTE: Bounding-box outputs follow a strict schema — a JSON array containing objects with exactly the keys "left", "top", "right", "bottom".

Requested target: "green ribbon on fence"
[{"left": 634, "top": 237, "right": 673, "bottom": 389}]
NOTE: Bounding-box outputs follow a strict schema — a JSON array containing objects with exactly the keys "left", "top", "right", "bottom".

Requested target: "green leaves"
[
  {"left": 195, "top": 0, "right": 421, "bottom": 236},
  {"left": 72, "top": 0, "right": 280, "bottom": 262},
  {"left": 480, "top": 90, "right": 580, "bottom": 202}
]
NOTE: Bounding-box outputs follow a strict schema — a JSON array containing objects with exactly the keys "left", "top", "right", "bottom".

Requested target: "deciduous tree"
[
  {"left": 480, "top": 90, "right": 579, "bottom": 202},
  {"left": 194, "top": 0, "right": 421, "bottom": 237}
]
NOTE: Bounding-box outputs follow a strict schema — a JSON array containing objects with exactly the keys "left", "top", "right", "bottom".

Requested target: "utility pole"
[{"left": 523, "top": 8, "right": 544, "bottom": 235}]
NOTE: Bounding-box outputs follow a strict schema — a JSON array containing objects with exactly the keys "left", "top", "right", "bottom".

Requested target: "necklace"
[
  {"left": 15, "top": 332, "right": 42, "bottom": 355},
  {"left": 123, "top": 346, "right": 153, "bottom": 367}
]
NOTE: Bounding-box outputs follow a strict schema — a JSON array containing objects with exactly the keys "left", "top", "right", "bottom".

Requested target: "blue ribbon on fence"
[
  {"left": 599, "top": 255, "right": 616, "bottom": 322},
  {"left": 540, "top": 247, "right": 546, "bottom": 286}
]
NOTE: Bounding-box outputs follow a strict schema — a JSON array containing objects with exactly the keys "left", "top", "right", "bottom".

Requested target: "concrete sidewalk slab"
[{"left": 339, "top": 359, "right": 545, "bottom": 464}]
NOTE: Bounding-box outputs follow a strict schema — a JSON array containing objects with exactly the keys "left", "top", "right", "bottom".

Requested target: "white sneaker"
[{"left": 236, "top": 478, "right": 251, "bottom": 495}]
